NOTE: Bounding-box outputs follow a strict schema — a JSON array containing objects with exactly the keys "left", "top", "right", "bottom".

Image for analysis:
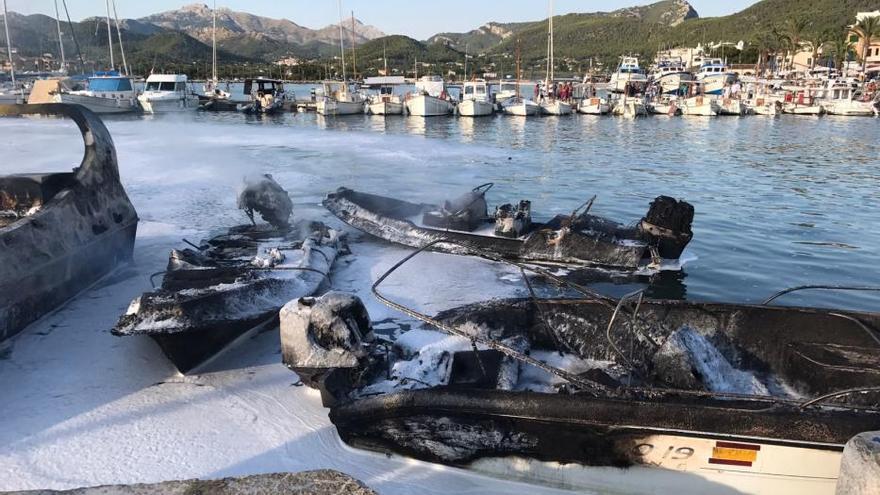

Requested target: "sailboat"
[
  {"left": 539, "top": 0, "right": 571, "bottom": 116},
  {"left": 502, "top": 40, "right": 539, "bottom": 116},
  {"left": 0, "top": 0, "right": 25, "bottom": 104},
  {"left": 198, "top": 1, "right": 234, "bottom": 109},
  {"left": 316, "top": 1, "right": 365, "bottom": 116},
  {"left": 55, "top": 0, "right": 137, "bottom": 113}
]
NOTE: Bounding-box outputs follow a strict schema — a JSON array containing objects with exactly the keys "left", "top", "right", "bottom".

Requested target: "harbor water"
[{"left": 1, "top": 107, "right": 879, "bottom": 492}]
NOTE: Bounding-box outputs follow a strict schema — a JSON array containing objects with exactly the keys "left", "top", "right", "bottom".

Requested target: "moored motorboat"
[
  {"left": 501, "top": 97, "right": 540, "bottom": 116},
  {"left": 578, "top": 97, "right": 611, "bottom": 115},
  {"left": 406, "top": 76, "right": 454, "bottom": 116},
  {"left": 612, "top": 96, "right": 647, "bottom": 118},
  {"left": 282, "top": 283, "right": 880, "bottom": 495},
  {"left": 317, "top": 81, "right": 365, "bottom": 116},
  {"left": 0, "top": 103, "right": 138, "bottom": 341},
  {"left": 609, "top": 56, "right": 648, "bottom": 94},
  {"left": 322, "top": 185, "right": 694, "bottom": 270},
  {"left": 679, "top": 95, "right": 718, "bottom": 116},
  {"left": 715, "top": 97, "right": 747, "bottom": 116},
  {"left": 457, "top": 79, "right": 494, "bottom": 117},
  {"left": 138, "top": 74, "right": 198, "bottom": 113},
  {"left": 539, "top": 99, "right": 572, "bottom": 116},
  {"left": 235, "top": 78, "right": 288, "bottom": 115},
  {"left": 646, "top": 97, "right": 681, "bottom": 116},
  {"left": 55, "top": 72, "right": 139, "bottom": 114},
  {"left": 367, "top": 85, "right": 404, "bottom": 115},
  {"left": 695, "top": 58, "right": 736, "bottom": 96}
]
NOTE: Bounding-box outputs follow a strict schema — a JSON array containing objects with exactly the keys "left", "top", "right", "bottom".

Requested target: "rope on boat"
[
  {"left": 762, "top": 285, "right": 880, "bottom": 305},
  {"left": 799, "top": 386, "right": 880, "bottom": 409},
  {"left": 371, "top": 239, "right": 880, "bottom": 410},
  {"left": 371, "top": 240, "right": 614, "bottom": 395}
]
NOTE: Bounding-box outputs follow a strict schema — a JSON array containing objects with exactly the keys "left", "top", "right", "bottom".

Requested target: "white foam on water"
[{"left": 0, "top": 117, "right": 576, "bottom": 494}]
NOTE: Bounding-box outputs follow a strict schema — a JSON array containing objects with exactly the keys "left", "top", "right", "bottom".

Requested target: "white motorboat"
[
  {"left": 540, "top": 99, "right": 572, "bottom": 115},
  {"left": 696, "top": 59, "right": 737, "bottom": 96},
  {"left": 782, "top": 90, "right": 824, "bottom": 115},
  {"left": 612, "top": 96, "right": 647, "bottom": 118},
  {"left": 406, "top": 76, "right": 454, "bottom": 116},
  {"left": 679, "top": 95, "right": 719, "bottom": 116},
  {"left": 236, "top": 78, "right": 288, "bottom": 115},
  {"left": 493, "top": 80, "right": 519, "bottom": 104},
  {"left": 317, "top": 81, "right": 365, "bottom": 116},
  {"left": 56, "top": 72, "right": 138, "bottom": 114},
  {"left": 457, "top": 79, "right": 494, "bottom": 117},
  {"left": 502, "top": 97, "right": 540, "bottom": 116},
  {"left": 367, "top": 85, "right": 404, "bottom": 115},
  {"left": 820, "top": 80, "right": 878, "bottom": 116},
  {"left": 646, "top": 97, "right": 681, "bottom": 116},
  {"left": 578, "top": 97, "right": 611, "bottom": 115},
  {"left": 138, "top": 74, "right": 197, "bottom": 113},
  {"left": 609, "top": 57, "right": 648, "bottom": 94},
  {"left": 715, "top": 98, "right": 747, "bottom": 116},
  {"left": 650, "top": 57, "right": 694, "bottom": 95},
  {"left": 749, "top": 97, "right": 783, "bottom": 116}
]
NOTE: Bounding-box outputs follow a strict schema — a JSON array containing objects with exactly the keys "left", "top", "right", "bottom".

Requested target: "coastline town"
[{"left": 2, "top": 1, "right": 880, "bottom": 495}]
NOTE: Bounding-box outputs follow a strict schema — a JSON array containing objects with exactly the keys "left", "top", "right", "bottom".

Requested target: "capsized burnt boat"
[
  {"left": 323, "top": 185, "right": 694, "bottom": 270},
  {"left": 281, "top": 280, "right": 880, "bottom": 495},
  {"left": 113, "top": 175, "right": 343, "bottom": 373},
  {"left": 0, "top": 103, "right": 138, "bottom": 341}
]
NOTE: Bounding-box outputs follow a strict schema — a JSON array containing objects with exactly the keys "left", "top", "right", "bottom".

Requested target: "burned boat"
[
  {"left": 0, "top": 103, "right": 138, "bottom": 341},
  {"left": 323, "top": 185, "right": 694, "bottom": 270},
  {"left": 113, "top": 176, "right": 343, "bottom": 373},
  {"left": 282, "top": 280, "right": 880, "bottom": 494}
]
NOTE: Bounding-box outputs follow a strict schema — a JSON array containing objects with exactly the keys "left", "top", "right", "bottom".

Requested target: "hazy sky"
[{"left": 6, "top": 1, "right": 759, "bottom": 40}]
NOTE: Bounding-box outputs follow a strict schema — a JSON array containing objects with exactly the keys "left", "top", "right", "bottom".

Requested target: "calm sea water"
[{"left": 3, "top": 103, "right": 880, "bottom": 311}]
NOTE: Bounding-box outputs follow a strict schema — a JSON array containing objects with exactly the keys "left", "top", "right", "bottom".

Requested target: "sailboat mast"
[
  {"left": 2, "top": 0, "right": 14, "bottom": 86},
  {"left": 515, "top": 39, "right": 521, "bottom": 99},
  {"left": 105, "top": 0, "right": 114, "bottom": 70},
  {"left": 111, "top": 0, "right": 128, "bottom": 75},
  {"left": 349, "top": 12, "right": 356, "bottom": 74},
  {"left": 383, "top": 41, "right": 387, "bottom": 76},
  {"left": 211, "top": 0, "right": 217, "bottom": 83},
  {"left": 464, "top": 44, "right": 468, "bottom": 81},
  {"left": 53, "top": 0, "right": 67, "bottom": 72},
  {"left": 549, "top": 0, "right": 554, "bottom": 82},
  {"left": 337, "top": 0, "right": 346, "bottom": 81}
]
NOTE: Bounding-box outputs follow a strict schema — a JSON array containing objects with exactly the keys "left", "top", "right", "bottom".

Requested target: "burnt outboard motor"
[
  {"left": 422, "top": 183, "right": 492, "bottom": 232},
  {"left": 494, "top": 200, "right": 532, "bottom": 238},
  {"left": 280, "top": 292, "right": 374, "bottom": 403},
  {"left": 638, "top": 196, "right": 694, "bottom": 259},
  {"left": 237, "top": 174, "right": 294, "bottom": 230}
]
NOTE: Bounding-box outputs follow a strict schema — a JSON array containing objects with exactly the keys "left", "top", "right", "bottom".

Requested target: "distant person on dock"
[{"left": 534, "top": 83, "right": 541, "bottom": 101}]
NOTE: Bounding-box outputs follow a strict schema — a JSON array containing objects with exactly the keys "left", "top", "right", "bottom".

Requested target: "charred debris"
[{"left": 112, "top": 174, "right": 344, "bottom": 373}]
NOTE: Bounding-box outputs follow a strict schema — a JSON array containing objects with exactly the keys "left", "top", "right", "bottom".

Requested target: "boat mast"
[
  {"left": 2, "top": 0, "right": 14, "bottom": 86},
  {"left": 53, "top": 0, "right": 67, "bottom": 73},
  {"left": 464, "top": 43, "right": 468, "bottom": 81},
  {"left": 211, "top": 0, "right": 218, "bottom": 84},
  {"left": 349, "top": 12, "right": 356, "bottom": 77},
  {"left": 105, "top": 0, "right": 114, "bottom": 70},
  {"left": 549, "top": 0, "right": 554, "bottom": 83},
  {"left": 60, "top": 0, "right": 85, "bottom": 74},
  {"left": 515, "top": 39, "right": 521, "bottom": 99},
  {"left": 111, "top": 0, "right": 128, "bottom": 75},
  {"left": 337, "top": 0, "right": 346, "bottom": 82},
  {"left": 383, "top": 41, "right": 387, "bottom": 76}
]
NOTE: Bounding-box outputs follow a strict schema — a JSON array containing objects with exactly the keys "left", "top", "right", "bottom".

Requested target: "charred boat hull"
[
  {"left": 286, "top": 292, "right": 879, "bottom": 494},
  {"left": 0, "top": 103, "right": 138, "bottom": 341},
  {"left": 323, "top": 187, "right": 692, "bottom": 270},
  {"left": 330, "top": 388, "right": 872, "bottom": 494},
  {"left": 114, "top": 223, "right": 341, "bottom": 373}
]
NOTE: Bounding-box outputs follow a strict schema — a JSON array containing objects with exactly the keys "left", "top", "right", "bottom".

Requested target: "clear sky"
[{"left": 7, "top": 0, "right": 759, "bottom": 40}]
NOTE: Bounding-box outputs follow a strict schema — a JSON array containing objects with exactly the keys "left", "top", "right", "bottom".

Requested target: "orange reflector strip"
[{"left": 708, "top": 441, "right": 760, "bottom": 467}]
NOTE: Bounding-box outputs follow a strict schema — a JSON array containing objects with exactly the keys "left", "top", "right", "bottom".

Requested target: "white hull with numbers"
[{"left": 469, "top": 432, "right": 843, "bottom": 495}]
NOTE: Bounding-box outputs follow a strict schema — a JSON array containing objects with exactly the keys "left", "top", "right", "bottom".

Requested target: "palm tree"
[
  {"left": 782, "top": 17, "right": 811, "bottom": 72},
  {"left": 831, "top": 30, "right": 854, "bottom": 72},
  {"left": 853, "top": 15, "right": 880, "bottom": 76},
  {"left": 808, "top": 30, "right": 831, "bottom": 70},
  {"left": 751, "top": 31, "right": 780, "bottom": 77}
]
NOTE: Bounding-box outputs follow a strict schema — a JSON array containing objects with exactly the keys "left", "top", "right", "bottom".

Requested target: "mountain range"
[{"left": 1, "top": 0, "right": 877, "bottom": 77}]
